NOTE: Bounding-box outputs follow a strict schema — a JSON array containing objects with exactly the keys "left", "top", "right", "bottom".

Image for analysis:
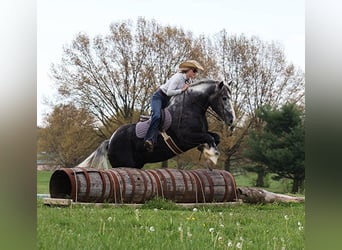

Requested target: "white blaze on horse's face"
[{"left": 222, "top": 81, "right": 236, "bottom": 127}]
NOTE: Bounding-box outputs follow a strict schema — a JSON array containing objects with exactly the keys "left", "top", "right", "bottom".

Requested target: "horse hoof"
[{"left": 144, "top": 140, "right": 154, "bottom": 152}]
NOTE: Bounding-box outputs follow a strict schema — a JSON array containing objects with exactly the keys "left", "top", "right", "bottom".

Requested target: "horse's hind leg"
[{"left": 107, "top": 124, "right": 143, "bottom": 168}]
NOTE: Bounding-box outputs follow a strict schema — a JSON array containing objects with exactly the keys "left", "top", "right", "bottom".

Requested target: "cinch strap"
[{"left": 160, "top": 131, "right": 183, "bottom": 155}]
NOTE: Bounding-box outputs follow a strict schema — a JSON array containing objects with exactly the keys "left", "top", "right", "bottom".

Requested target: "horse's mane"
[
  {"left": 190, "top": 79, "right": 220, "bottom": 87},
  {"left": 168, "top": 79, "right": 221, "bottom": 105}
]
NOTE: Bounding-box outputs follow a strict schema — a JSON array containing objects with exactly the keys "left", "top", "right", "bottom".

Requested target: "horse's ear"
[{"left": 219, "top": 81, "right": 224, "bottom": 89}]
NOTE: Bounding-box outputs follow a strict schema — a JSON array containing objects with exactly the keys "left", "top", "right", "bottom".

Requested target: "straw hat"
[{"left": 178, "top": 60, "right": 204, "bottom": 71}]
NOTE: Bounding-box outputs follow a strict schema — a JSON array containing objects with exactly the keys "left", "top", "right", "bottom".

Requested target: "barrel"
[
  {"left": 147, "top": 168, "right": 198, "bottom": 202},
  {"left": 49, "top": 167, "right": 237, "bottom": 203},
  {"left": 107, "top": 168, "right": 155, "bottom": 203},
  {"left": 147, "top": 169, "right": 236, "bottom": 203},
  {"left": 49, "top": 167, "right": 154, "bottom": 203}
]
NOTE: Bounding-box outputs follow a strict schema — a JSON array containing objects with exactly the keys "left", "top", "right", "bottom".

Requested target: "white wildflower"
[
  {"left": 236, "top": 242, "right": 242, "bottom": 249},
  {"left": 284, "top": 215, "right": 289, "bottom": 220},
  {"left": 209, "top": 227, "right": 215, "bottom": 233},
  {"left": 107, "top": 216, "right": 112, "bottom": 221},
  {"left": 227, "top": 240, "right": 233, "bottom": 247},
  {"left": 193, "top": 207, "right": 198, "bottom": 212},
  {"left": 187, "top": 227, "right": 192, "bottom": 239},
  {"left": 149, "top": 226, "right": 155, "bottom": 232}
]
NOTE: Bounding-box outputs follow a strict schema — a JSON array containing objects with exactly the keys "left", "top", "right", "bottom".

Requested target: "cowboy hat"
[{"left": 178, "top": 60, "right": 204, "bottom": 71}]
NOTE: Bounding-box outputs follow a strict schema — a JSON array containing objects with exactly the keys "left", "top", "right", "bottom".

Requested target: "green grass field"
[{"left": 37, "top": 170, "right": 304, "bottom": 249}]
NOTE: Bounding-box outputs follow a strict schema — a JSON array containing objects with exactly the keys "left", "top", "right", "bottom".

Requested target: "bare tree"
[
  {"left": 213, "top": 31, "right": 305, "bottom": 178},
  {"left": 51, "top": 18, "right": 212, "bottom": 138}
]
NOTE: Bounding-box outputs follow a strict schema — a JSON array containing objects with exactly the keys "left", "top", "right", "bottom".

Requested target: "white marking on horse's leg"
[{"left": 202, "top": 146, "right": 220, "bottom": 165}]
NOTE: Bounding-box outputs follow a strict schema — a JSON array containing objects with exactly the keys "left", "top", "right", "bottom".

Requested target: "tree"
[
  {"left": 212, "top": 31, "right": 305, "bottom": 179},
  {"left": 51, "top": 17, "right": 213, "bottom": 138},
  {"left": 37, "top": 104, "right": 101, "bottom": 168},
  {"left": 243, "top": 103, "right": 305, "bottom": 193}
]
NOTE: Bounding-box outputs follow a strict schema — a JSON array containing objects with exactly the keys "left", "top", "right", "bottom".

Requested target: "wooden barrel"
[
  {"left": 49, "top": 168, "right": 236, "bottom": 203},
  {"left": 190, "top": 169, "right": 237, "bottom": 202},
  {"left": 106, "top": 168, "right": 154, "bottom": 203},
  {"left": 147, "top": 169, "right": 236, "bottom": 203},
  {"left": 147, "top": 168, "right": 198, "bottom": 202},
  {"left": 49, "top": 167, "right": 154, "bottom": 203}
]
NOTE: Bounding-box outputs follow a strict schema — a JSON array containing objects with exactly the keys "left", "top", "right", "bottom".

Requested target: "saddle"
[{"left": 135, "top": 108, "right": 172, "bottom": 139}]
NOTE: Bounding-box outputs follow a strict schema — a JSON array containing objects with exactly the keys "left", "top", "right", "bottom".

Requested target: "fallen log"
[{"left": 237, "top": 187, "right": 305, "bottom": 204}]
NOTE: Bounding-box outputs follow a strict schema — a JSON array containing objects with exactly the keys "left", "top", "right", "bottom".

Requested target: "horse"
[{"left": 78, "top": 79, "right": 235, "bottom": 169}]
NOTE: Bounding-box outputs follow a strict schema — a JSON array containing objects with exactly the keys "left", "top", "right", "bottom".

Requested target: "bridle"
[{"left": 182, "top": 83, "right": 229, "bottom": 123}]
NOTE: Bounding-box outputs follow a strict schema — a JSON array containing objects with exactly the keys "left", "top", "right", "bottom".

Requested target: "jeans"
[{"left": 144, "top": 89, "right": 170, "bottom": 143}]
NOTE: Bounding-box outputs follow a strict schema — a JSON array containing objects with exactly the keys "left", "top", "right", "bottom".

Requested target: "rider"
[{"left": 144, "top": 60, "right": 204, "bottom": 152}]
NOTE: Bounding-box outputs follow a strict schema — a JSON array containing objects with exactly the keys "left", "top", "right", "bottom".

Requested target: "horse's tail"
[{"left": 76, "top": 140, "right": 111, "bottom": 169}]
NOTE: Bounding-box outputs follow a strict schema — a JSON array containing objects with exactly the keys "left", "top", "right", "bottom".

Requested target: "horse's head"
[{"left": 209, "top": 81, "right": 236, "bottom": 129}]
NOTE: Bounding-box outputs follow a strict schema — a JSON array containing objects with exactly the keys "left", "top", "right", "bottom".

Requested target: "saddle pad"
[{"left": 135, "top": 108, "right": 172, "bottom": 138}]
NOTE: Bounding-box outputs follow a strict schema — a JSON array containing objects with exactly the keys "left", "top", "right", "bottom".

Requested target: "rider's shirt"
[{"left": 160, "top": 73, "right": 192, "bottom": 96}]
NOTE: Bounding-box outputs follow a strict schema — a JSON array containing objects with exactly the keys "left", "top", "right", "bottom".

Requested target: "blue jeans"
[{"left": 144, "top": 89, "right": 170, "bottom": 143}]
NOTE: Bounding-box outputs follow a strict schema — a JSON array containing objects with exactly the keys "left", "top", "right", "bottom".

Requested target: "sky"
[{"left": 37, "top": 0, "right": 305, "bottom": 126}]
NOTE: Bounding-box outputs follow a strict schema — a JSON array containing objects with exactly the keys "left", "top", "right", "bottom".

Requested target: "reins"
[{"left": 179, "top": 84, "right": 224, "bottom": 124}]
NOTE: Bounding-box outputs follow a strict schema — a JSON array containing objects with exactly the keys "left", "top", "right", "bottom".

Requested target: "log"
[{"left": 236, "top": 187, "right": 305, "bottom": 203}]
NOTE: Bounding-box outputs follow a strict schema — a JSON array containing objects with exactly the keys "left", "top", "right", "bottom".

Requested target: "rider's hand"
[{"left": 182, "top": 83, "right": 190, "bottom": 92}]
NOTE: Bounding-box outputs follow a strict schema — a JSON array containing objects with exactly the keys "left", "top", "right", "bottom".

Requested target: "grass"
[
  {"left": 37, "top": 171, "right": 53, "bottom": 194},
  {"left": 37, "top": 199, "right": 304, "bottom": 250},
  {"left": 37, "top": 169, "right": 304, "bottom": 249}
]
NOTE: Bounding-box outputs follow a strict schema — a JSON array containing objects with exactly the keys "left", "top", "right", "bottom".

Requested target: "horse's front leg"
[
  {"left": 197, "top": 132, "right": 220, "bottom": 151},
  {"left": 193, "top": 133, "right": 221, "bottom": 167},
  {"left": 208, "top": 131, "right": 220, "bottom": 148}
]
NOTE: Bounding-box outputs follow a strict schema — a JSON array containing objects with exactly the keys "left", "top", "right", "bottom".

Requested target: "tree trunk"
[
  {"left": 237, "top": 187, "right": 305, "bottom": 203},
  {"left": 291, "top": 178, "right": 302, "bottom": 194},
  {"left": 224, "top": 157, "right": 230, "bottom": 172},
  {"left": 255, "top": 166, "right": 266, "bottom": 187},
  {"left": 255, "top": 170, "right": 265, "bottom": 187}
]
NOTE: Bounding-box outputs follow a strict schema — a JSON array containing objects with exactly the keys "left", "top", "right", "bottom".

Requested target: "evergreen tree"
[{"left": 244, "top": 103, "right": 305, "bottom": 193}]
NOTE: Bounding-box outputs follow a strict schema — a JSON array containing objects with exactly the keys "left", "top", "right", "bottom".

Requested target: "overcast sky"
[{"left": 37, "top": 0, "right": 305, "bottom": 126}]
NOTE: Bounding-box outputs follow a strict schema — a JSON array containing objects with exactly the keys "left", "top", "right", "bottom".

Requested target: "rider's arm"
[{"left": 164, "top": 73, "right": 187, "bottom": 96}]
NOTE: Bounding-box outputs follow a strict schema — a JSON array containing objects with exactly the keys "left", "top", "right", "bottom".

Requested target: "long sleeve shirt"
[{"left": 159, "top": 72, "right": 192, "bottom": 96}]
